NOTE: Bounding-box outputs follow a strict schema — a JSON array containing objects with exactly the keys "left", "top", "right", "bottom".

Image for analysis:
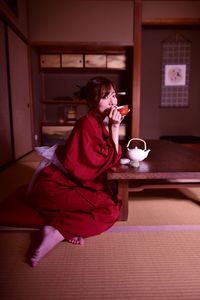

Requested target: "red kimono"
[{"left": 30, "top": 111, "right": 122, "bottom": 240}]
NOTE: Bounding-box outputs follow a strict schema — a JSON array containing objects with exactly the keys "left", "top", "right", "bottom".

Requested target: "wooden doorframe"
[{"left": 132, "top": 0, "right": 142, "bottom": 137}]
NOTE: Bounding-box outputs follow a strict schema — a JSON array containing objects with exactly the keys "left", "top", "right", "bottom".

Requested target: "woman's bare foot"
[
  {"left": 68, "top": 236, "right": 84, "bottom": 246},
  {"left": 30, "top": 225, "right": 64, "bottom": 267}
]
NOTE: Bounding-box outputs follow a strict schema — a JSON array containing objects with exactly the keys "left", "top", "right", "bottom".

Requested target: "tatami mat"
[
  {"left": 1, "top": 152, "right": 200, "bottom": 299},
  {"left": 122, "top": 190, "right": 200, "bottom": 226},
  {"left": 1, "top": 230, "right": 200, "bottom": 300}
]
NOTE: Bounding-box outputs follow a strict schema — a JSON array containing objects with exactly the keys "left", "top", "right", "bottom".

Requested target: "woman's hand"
[
  {"left": 108, "top": 106, "right": 121, "bottom": 152},
  {"left": 108, "top": 106, "right": 122, "bottom": 126}
]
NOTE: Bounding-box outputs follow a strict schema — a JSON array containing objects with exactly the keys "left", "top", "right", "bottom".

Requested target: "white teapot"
[{"left": 127, "top": 138, "right": 150, "bottom": 167}]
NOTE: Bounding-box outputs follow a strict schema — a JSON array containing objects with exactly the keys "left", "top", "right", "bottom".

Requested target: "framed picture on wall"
[{"left": 164, "top": 64, "right": 186, "bottom": 86}]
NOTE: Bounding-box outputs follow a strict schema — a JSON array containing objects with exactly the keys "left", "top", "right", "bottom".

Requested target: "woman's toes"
[{"left": 68, "top": 237, "right": 84, "bottom": 245}]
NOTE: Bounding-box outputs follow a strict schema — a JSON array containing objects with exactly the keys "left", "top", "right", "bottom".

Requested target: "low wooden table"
[{"left": 107, "top": 140, "right": 200, "bottom": 221}]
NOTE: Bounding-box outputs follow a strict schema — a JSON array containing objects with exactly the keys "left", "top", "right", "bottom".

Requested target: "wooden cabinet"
[
  {"left": 39, "top": 53, "right": 126, "bottom": 70},
  {"left": 35, "top": 47, "right": 132, "bottom": 146}
]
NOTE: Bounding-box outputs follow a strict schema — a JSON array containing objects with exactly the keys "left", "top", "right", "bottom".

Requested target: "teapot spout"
[{"left": 145, "top": 149, "right": 151, "bottom": 157}]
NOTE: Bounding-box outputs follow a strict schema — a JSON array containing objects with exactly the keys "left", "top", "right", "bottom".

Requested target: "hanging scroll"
[{"left": 161, "top": 33, "right": 191, "bottom": 107}]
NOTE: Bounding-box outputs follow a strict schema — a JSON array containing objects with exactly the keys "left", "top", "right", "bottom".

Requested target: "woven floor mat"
[{"left": 1, "top": 230, "right": 200, "bottom": 300}]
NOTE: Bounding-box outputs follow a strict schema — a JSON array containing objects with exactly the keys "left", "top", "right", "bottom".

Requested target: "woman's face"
[{"left": 98, "top": 87, "right": 118, "bottom": 115}]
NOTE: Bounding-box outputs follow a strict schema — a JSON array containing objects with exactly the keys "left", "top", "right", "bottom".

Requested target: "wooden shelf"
[
  {"left": 39, "top": 67, "right": 126, "bottom": 73},
  {"left": 41, "top": 121, "right": 76, "bottom": 126},
  {"left": 41, "top": 99, "right": 87, "bottom": 105}
]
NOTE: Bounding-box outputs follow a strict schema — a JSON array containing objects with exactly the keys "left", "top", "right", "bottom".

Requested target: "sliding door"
[
  {"left": 0, "top": 20, "right": 12, "bottom": 166},
  {"left": 8, "top": 28, "right": 33, "bottom": 159}
]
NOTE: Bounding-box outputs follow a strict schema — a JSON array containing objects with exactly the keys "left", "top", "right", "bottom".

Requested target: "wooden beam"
[
  {"left": 143, "top": 18, "right": 200, "bottom": 26},
  {"left": 132, "top": 0, "right": 142, "bottom": 137}
]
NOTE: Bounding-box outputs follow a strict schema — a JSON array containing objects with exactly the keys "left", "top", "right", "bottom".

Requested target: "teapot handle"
[{"left": 127, "top": 138, "right": 147, "bottom": 151}]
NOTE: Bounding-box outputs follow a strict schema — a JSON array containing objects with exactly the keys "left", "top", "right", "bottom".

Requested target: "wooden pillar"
[{"left": 132, "top": 0, "right": 142, "bottom": 137}]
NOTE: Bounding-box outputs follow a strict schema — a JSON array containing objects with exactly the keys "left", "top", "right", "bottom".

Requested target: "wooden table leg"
[{"left": 118, "top": 180, "right": 128, "bottom": 221}]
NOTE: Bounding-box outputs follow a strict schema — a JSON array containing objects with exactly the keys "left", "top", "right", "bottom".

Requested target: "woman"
[{"left": 29, "top": 76, "right": 123, "bottom": 267}]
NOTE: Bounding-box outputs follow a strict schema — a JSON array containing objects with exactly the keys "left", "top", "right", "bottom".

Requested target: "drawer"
[
  {"left": 40, "top": 54, "right": 61, "bottom": 68},
  {"left": 61, "top": 54, "right": 83, "bottom": 68},
  {"left": 107, "top": 54, "right": 126, "bottom": 69},
  {"left": 85, "top": 54, "right": 106, "bottom": 68}
]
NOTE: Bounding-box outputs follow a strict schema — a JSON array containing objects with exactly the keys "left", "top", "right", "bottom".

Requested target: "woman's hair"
[{"left": 80, "top": 77, "right": 115, "bottom": 109}]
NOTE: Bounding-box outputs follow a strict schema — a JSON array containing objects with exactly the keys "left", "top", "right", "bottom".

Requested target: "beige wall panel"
[
  {"left": 28, "top": 0, "right": 133, "bottom": 44},
  {"left": 8, "top": 28, "right": 33, "bottom": 159},
  {"left": 142, "top": 1, "right": 200, "bottom": 20}
]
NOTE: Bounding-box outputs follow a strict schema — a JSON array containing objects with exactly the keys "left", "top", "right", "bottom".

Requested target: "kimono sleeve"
[{"left": 62, "top": 116, "right": 121, "bottom": 183}]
